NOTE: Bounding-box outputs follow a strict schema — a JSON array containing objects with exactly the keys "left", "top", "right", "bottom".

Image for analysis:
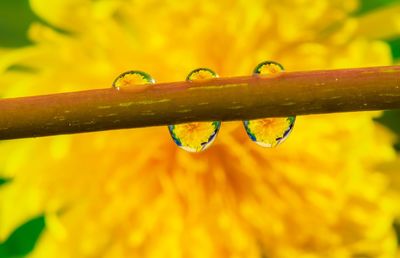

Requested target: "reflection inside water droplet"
[
  {"left": 253, "top": 61, "right": 285, "bottom": 77},
  {"left": 169, "top": 121, "right": 221, "bottom": 152},
  {"left": 243, "top": 117, "right": 295, "bottom": 147},
  {"left": 186, "top": 67, "right": 218, "bottom": 81},
  {"left": 168, "top": 68, "right": 221, "bottom": 152},
  {"left": 112, "top": 70, "right": 155, "bottom": 90}
]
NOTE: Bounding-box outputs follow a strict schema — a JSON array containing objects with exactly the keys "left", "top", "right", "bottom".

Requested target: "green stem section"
[{"left": 0, "top": 65, "right": 399, "bottom": 140}]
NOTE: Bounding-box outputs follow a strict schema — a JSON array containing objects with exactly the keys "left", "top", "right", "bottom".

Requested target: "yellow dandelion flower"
[{"left": 0, "top": 1, "right": 399, "bottom": 258}]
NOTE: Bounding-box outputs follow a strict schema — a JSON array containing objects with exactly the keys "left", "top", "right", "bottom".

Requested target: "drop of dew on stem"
[
  {"left": 112, "top": 70, "right": 155, "bottom": 90},
  {"left": 168, "top": 68, "right": 221, "bottom": 152},
  {"left": 244, "top": 61, "right": 296, "bottom": 147}
]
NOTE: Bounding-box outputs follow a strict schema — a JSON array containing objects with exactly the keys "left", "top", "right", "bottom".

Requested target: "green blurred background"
[{"left": 0, "top": 0, "right": 399, "bottom": 257}]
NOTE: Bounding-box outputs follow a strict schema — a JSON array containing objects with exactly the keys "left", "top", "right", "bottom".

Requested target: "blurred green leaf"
[
  {"left": 6, "top": 64, "right": 37, "bottom": 73},
  {"left": 386, "top": 37, "right": 400, "bottom": 61},
  {"left": 0, "top": 215, "right": 45, "bottom": 257},
  {"left": 0, "top": 0, "right": 39, "bottom": 47},
  {"left": 394, "top": 220, "right": 400, "bottom": 245},
  {"left": 0, "top": 178, "right": 12, "bottom": 186},
  {"left": 355, "top": 0, "right": 400, "bottom": 15},
  {"left": 375, "top": 110, "right": 400, "bottom": 151}
]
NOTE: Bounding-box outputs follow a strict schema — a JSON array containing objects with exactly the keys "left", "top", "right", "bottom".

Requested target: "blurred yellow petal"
[
  {"left": 29, "top": 0, "right": 91, "bottom": 31},
  {"left": 357, "top": 4, "right": 400, "bottom": 39}
]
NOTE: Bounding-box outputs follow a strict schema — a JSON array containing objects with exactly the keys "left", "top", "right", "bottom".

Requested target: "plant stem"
[{"left": 0, "top": 65, "right": 399, "bottom": 140}]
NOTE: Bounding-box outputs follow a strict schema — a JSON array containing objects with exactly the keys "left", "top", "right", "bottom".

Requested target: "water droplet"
[
  {"left": 253, "top": 61, "right": 285, "bottom": 77},
  {"left": 168, "top": 68, "right": 221, "bottom": 152},
  {"left": 243, "top": 117, "right": 295, "bottom": 147},
  {"left": 169, "top": 121, "right": 221, "bottom": 152},
  {"left": 112, "top": 70, "right": 155, "bottom": 90},
  {"left": 186, "top": 68, "right": 218, "bottom": 81},
  {"left": 244, "top": 61, "right": 295, "bottom": 147}
]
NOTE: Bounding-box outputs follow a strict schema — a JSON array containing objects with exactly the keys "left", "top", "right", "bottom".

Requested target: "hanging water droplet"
[
  {"left": 169, "top": 121, "right": 221, "bottom": 152},
  {"left": 243, "top": 117, "right": 295, "bottom": 147},
  {"left": 243, "top": 61, "right": 296, "bottom": 147},
  {"left": 168, "top": 68, "right": 221, "bottom": 152},
  {"left": 112, "top": 70, "right": 155, "bottom": 90}
]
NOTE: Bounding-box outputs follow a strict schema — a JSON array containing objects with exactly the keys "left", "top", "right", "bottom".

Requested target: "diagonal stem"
[{"left": 0, "top": 65, "right": 399, "bottom": 140}]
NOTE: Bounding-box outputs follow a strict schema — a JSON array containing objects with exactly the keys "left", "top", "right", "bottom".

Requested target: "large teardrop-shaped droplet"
[
  {"left": 243, "top": 61, "right": 296, "bottom": 147},
  {"left": 112, "top": 70, "right": 155, "bottom": 89},
  {"left": 243, "top": 117, "right": 295, "bottom": 147},
  {"left": 168, "top": 68, "right": 221, "bottom": 152}
]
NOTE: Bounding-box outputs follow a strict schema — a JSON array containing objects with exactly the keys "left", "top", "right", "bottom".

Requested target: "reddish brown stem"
[{"left": 0, "top": 65, "right": 399, "bottom": 140}]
